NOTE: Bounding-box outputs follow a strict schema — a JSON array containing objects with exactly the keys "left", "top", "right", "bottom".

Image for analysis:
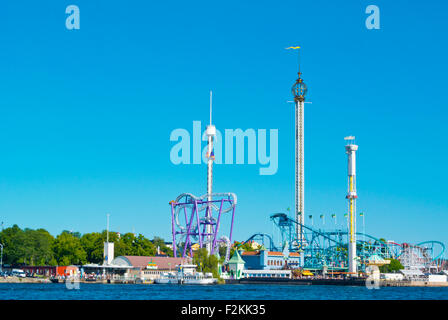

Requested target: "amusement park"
[{"left": 167, "top": 48, "right": 447, "bottom": 284}]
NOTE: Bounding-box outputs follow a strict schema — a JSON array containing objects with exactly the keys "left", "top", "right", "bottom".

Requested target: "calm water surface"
[{"left": 0, "top": 283, "right": 447, "bottom": 300}]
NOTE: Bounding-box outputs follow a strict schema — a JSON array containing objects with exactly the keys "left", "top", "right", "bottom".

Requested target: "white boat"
[
  {"left": 154, "top": 272, "right": 178, "bottom": 284},
  {"left": 181, "top": 272, "right": 217, "bottom": 285},
  {"left": 154, "top": 264, "right": 217, "bottom": 285}
]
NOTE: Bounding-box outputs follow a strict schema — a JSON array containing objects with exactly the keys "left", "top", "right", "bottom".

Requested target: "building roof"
[
  {"left": 367, "top": 254, "right": 390, "bottom": 265},
  {"left": 267, "top": 251, "right": 284, "bottom": 257},
  {"left": 228, "top": 250, "right": 245, "bottom": 265},
  {"left": 400, "top": 269, "right": 424, "bottom": 276},
  {"left": 112, "top": 256, "right": 191, "bottom": 270},
  {"left": 289, "top": 252, "right": 300, "bottom": 257},
  {"left": 240, "top": 250, "right": 294, "bottom": 257},
  {"left": 241, "top": 251, "right": 260, "bottom": 256}
]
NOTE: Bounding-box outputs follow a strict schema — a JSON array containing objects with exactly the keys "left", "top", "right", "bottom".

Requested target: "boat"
[
  {"left": 181, "top": 272, "right": 217, "bottom": 285},
  {"left": 154, "top": 264, "right": 217, "bottom": 285},
  {"left": 154, "top": 272, "right": 179, "bottom": 284},
  {"left": 50, "top": 277, "right": 59, "bottom": 283}
]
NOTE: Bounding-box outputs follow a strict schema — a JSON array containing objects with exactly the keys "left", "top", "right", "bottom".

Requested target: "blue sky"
[{"left": 0, "top": 1, "right": 447, "bottom": 249}]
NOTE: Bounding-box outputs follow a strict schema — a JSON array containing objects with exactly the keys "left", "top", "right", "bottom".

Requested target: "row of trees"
[{"left": 0, "top": 225, "right": 173, "bottom": 266}]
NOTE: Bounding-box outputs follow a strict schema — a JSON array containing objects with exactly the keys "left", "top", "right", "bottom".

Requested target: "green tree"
[
  {"left": 0, "top": 225, "right": 55, "bottom": 265},
  {"left": 379, "top": 258, "right": 404, "bottom": 273},
  {"left": 25, "top": 228, "right": 55, "bottom": 265},
  {"left": 152, "top": 236, "right": 173, "bottom": 256},
  {"left": 52, "top": 232, "right": 87, "bottom": 265},
  {"left": 193, "top": 248, "right": 219, "bottom": 278},
  {"left": 80, "top": 232, "right": 104, "bottom": 264},
  {"left": 0, "top": 224, "right": 25, "bottom": 264}
]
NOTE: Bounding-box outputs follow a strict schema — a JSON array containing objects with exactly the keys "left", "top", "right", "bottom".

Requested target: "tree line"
[{"left": 0, "top": 224, "right": 173, "bottom": 266}]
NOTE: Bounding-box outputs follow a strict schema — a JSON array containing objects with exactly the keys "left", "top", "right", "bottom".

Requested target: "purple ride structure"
[
  {"left": 169, "top": 91, "right": 237, "bottom": 263},
  {"left": 170, "top": 193, "right": 236, "bottom": 262}
]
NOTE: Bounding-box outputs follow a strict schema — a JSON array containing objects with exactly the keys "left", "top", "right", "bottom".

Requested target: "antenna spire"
[
  {"left": 209, "top": 90, "right": 213, "bottom": 125},
  {"left": 106, "top": 213, "right": 110, "bottom": 243}
]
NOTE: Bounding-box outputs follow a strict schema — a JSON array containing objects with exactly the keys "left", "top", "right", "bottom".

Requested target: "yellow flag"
[{"left": 286, "top": 46, "right": 301, "bottom": 49}]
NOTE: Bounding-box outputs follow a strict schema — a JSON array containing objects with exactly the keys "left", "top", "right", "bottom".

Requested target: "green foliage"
[
  {"left": 80, "top": 232, "right": 104, "bottom": 264},
  {"left": 379, "top": 258, "right": 404, "bottom": 273},
  {"left": 0, "top": 225, "right": 55, "bottom": 265},
  {"left": 193, "top": 248, "right": 219, "bottom": 278},
  {"left": 152, "top": 236, "right": 173, "bottom": 257},
  {"left": 52, "top": 232, "right": 87, "bottom": 265},
  {"left": 218, "top": 245, "right": 228, "bottom": 258},
  {"left": 229, "top": 241, "right": 258, "bottom": 257},
  {"left": 0, "top": 224, "right": 173, "bottom": 266}
]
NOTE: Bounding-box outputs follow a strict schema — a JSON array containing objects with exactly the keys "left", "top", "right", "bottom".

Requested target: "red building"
[{"left": 20, "top": 265, "right": 79, "bottom": 277}]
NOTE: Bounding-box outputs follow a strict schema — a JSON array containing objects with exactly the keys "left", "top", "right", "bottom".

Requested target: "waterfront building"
[
  {"left": 111, "top": 255, "right": 191, "bottom": 281},
  {"left": 222, "top": 249, "right": 299, "bottom": 280},
  {"left": 81, "top": 263, "right": 131, "bottom": 279},
  {"left": 242, "top": 269, "right": 292, "bottom": 279},
  {"left": 240, "top": 249, "right": 300, "bottom": 270},
  {"left": 18, "top": 265, "right": 79, "bottom": 277}
]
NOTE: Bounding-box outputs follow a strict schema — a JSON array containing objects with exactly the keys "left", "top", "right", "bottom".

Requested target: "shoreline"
[
  {"left": 1, "top": 276, "right": 448, "bottom": 287},
  {"left": 0, "top": 276, "right": 51, "bottom": 284}
]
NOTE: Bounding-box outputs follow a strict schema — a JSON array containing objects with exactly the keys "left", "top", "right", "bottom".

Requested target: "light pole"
[{"left": 360, "top": 212, "right": 365, "bottom": 260}]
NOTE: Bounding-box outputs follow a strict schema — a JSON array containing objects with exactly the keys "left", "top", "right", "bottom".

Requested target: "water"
[{"left": 0, "top": 283, "right": 447, "bottom": 300}]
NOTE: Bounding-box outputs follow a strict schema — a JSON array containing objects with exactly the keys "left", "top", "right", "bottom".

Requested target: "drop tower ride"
[
  {"left": 291, "top": 52, "right": 307, "bottom": 248},
  {"left": 345, "top": 136, "right": 358, "bottom": 276}
]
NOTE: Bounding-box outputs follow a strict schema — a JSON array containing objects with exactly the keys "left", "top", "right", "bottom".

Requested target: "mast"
[{"left": 205, "top": 91, "right": 216, "bottom": 253}]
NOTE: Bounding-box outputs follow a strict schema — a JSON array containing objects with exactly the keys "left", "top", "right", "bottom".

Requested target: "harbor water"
[{"left": 0, "top": 283, "right": 447, "bottom": 300}]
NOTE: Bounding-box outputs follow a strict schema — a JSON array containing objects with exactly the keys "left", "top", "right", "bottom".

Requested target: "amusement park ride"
[
  {"left": 245, "top": 214, "right": 445, "bottom": 273},
  {"left": 243, "top": 48, "right": 445, "bottom": 274},
  {"left": 169, "top": 48, "right": 446, "bottom": 275},
  {"left": 170, "top": 91, "right": 236, "bottom": 263}
]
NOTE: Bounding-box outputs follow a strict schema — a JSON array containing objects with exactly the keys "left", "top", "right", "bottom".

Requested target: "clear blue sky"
[{"left": 0, "top": 1, "right": 447, "bottom": 248}]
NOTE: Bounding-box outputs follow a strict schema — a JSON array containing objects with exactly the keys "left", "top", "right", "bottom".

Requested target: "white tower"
[
  {"left": 292, "top": 70, "right": 307, "bottom": 248},
  {"left": 205, "top": 91, "right": 216, "bottom": 254},
  {"left": 103, "top": 213, "right": 114, "bottom": 265},
  {"left": 345, "top": 136, "right": 358, "bottom": 276}
]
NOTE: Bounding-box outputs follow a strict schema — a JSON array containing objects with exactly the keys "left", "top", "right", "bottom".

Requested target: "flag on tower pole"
[{"left": 286, "top": 46, "right": 302, "bottom": 72}]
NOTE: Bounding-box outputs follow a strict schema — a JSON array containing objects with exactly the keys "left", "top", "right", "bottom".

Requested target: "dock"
[{"left": 232, "top": 277, "right": 448, "bottom": 287}]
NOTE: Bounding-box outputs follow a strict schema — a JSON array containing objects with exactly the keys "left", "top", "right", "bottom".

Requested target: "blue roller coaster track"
[{"left": 242, "top": 213, "right": 445, "bottom": 271}]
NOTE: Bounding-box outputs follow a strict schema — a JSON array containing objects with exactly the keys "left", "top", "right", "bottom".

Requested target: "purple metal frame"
[{"left": 171, "top": 195, "right": 236, "bottom": 258}]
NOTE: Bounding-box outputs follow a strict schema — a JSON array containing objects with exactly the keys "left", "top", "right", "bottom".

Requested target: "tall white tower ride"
[
  {"left": 205, "top": 90, "right": 216, "bottom": 254},
  {"left": 345, "top": 136, "right": 358, "bottom": 276},
  {"left": 291, "top": 64, "right": 307, "bottom": 248}
]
